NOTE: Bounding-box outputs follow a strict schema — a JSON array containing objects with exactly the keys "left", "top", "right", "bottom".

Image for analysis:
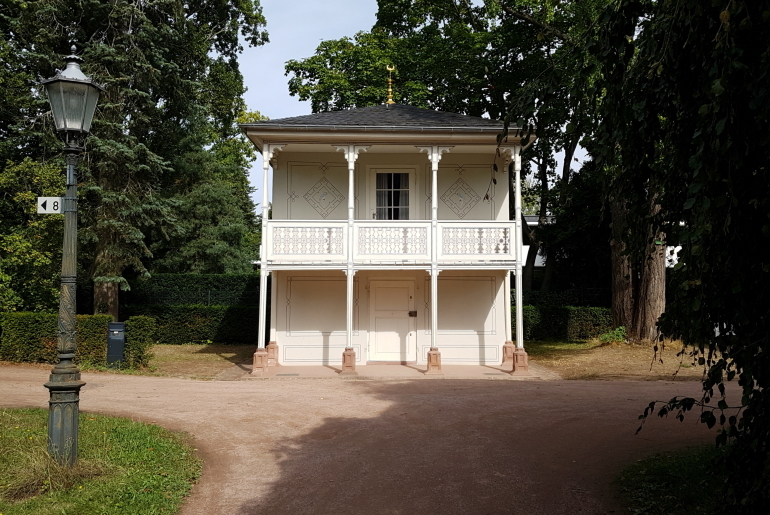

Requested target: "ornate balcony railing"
[{"left": 264, "top": 219, "right": 518, "bottom": 266}]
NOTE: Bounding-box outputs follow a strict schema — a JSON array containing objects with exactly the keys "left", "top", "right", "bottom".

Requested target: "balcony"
[{"left": 265, "top": 220, "right": 519, "bottom": 269}]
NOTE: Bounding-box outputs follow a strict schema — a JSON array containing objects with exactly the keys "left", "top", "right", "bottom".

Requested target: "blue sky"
[{"left": 240, "top": 0, "right": 378, "bottom": 205}]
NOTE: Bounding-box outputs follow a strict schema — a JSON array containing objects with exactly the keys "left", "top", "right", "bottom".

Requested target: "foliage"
[
  {"left": 539, "top": 159, "right": 613, "bottom": 292},
  {"left": 516, "top": 305, "right": 612, "bottom": 341},
  {"left": 515, "top": 287, "right": 610, "bottom": 308},
  {"left": 0, "top": 408, "right": 200, "bottom": 514},
  {"left": 150, "top": 183, "right": 258, "bottom": 274},
  {"left": 616, "top": 445, "right": 728, "bottom": 515},
  {"left": 122, "top": 305, "right": 262, "bottom": 345},
  {"left": 0, "top": 313, "right": 110, "bottom": 364},
  {"left": 0, "top": 312, "right": 149, "bottom": 367},
  {"left": 286, "top": 0, "right": 617, "bottom": 301},
  {"left": 0, "top": 159, "right": 64, "bottom": 312},
  {"left": 0, "top": 1, "right": 268, "bottom": 317},
  {"left": 590, "top": 0, "right": 770, "bottom": 508},
  {"left": 122, "top": 273, "right": 260, "bottom": 307},
  {"left": 124, "top": 316, "right": 157, "bottom": 368},
  {"left": 599, "top": 326, "right": 626, "bottom": 345}
]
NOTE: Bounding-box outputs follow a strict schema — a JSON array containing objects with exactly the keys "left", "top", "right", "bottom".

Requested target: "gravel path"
[{"left": 1, "top": 365, "right": 713, "bottom": 514}]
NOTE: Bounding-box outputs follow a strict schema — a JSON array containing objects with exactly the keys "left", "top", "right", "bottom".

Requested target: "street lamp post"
[{"left": 41, "top": 46, "right": 103, "bottom": 466}]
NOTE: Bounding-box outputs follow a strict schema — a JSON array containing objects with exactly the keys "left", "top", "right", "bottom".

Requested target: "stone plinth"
[
  {"left": 502, "top": 341, "right": 515, "bottom": 366},
  {"left": 252, "top": 349, "right": 269, "bottom": 376},
  {"left": 339, "top": 347, "right": 358, "bottom": 376},
  {"left": 511, "top": 347, "right": 531, "bottom": 376},
  {"left": 424, "top": 347, "right": 443, "bottom": 375},
  {"left": 266, "top": 341, "right": 279, "bottom": 367}
]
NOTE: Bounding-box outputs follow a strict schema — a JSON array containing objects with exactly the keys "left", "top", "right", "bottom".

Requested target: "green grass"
[
  {"left": 616, "top": 445, "right": 727, "bottom": 515},
  {"left": 524, "top": 339, "right": 598, "bottom": 358},
  {"left": 0, "top": 408, "right": 200, "bottom": 514}
]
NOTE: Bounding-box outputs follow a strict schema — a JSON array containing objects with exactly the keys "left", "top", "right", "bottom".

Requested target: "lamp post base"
[{"left": 44, "top": 355, "right": 85, "bottom": 467}]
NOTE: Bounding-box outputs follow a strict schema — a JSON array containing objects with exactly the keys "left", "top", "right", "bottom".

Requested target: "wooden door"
[{"left": 369, "top": 281, "right": 416, "bottom": 362}]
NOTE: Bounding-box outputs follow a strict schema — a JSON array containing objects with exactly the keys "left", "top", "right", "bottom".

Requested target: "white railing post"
[
  {"left": 418, "top": 145, "right": 451, "bottom": 374},
  {"left": 253, "top": 143, "right": 284, "bottom": 376},
  {"left": 335, "top": 145, "right": 369, "bottom": 375},
  {"left": 258, "top": 143, "right": 283, "bottom": 349}
]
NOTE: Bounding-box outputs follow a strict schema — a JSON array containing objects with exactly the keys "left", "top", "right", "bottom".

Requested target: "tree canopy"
[
  {"left": 591, "top": 0, "right": 770, "bottom": 508},
  {"left": 0, "top": 0, "right": 268, "bottom": 317}
]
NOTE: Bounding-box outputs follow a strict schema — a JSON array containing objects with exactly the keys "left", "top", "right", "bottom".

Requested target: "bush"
[
  {"left": 600, "top": 326, "right": 627, "bottom": 345},
  {"left": 0, "top": 312, "right": 155, "bottom": 368},
  {"left": 122, "top": 305, "right": 260, "bottom": 345},
  {"left": 122, "top": 273, "right": 260, "bottom": 307},
  {"left": 514, "top": 288, "right": 611, "bottom": 308},
  {"left": 124, "top": 316, "right": 157, "bottom": 368},
  {"left": 0, "top": 313, "right": 111, "bottom": 364},
  {"left": 514, "top": 305, "right": 613, "bottom": 341}
]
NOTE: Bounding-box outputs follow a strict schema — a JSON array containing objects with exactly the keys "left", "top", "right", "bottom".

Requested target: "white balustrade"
[{"left": 265, "top": 220, "right": 517, "bottom": 265}]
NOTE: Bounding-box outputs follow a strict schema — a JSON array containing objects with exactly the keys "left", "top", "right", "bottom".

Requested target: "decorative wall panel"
[
  {"left": 440, "top": 178, "right": 481, "bottom": 218},
  {"left": 358, "top": 226, "right": 427, "bottom": 255},
  {"left": 304, "top": 177, "right": 345, "bottom": 218}
]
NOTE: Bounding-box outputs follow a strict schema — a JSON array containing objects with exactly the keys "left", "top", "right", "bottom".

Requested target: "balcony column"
[
  {"left": 335, "top": 145, "right": 369, "bottom": 375},
  {"left": 498, "top": 148, "right": 515, "bottom": 366},
  {"left": 418, "top": 145, "right": 451, "bottom": 375},
  {"left": 253, "top": 143, "right": 283, "bottom": 376},
  {"left": 510, "top": 145, "right": 530, "bottom": 375}
]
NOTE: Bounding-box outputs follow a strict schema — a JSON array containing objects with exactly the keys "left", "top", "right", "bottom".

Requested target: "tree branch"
[{"left": 501, "top": 5, "right": 573, "bottom": 45}]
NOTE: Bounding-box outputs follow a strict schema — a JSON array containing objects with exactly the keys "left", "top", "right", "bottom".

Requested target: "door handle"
[{"left": 408, "top": 311, "right": 417, "bottom": 317}]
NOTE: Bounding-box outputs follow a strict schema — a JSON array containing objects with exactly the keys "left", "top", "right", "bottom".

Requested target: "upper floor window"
[{"left": 376, "top": 172, "right": 409, "bottom": 220}]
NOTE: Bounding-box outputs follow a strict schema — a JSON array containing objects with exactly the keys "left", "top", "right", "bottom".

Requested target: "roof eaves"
[{"left": 240, "top": 124, "right": 512, "bottom": 132}]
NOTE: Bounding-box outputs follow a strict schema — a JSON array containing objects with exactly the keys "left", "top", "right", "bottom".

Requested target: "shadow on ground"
[{"left": 233, "top": 379, "right": 711, "bottom": 515}]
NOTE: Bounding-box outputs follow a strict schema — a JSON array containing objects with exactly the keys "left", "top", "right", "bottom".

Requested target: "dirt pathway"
[{"left": 1, "top": 366, "right": 714, "bottom": 514}]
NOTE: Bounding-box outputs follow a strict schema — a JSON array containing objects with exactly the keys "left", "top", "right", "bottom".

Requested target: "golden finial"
[{"left": 386, "top": 65, "right": 396, "bottom": 105}]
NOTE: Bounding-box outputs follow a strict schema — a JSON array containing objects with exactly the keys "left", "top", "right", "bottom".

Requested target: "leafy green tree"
[
  {"left": 0, "top": 159, "right": 64, "bottom": 312},
  {"left": 286, "top": 0, "right": 618, "bottom": 299},
  {"left": 591, "top": 0, "right": 770, "bottom": 508},
  {"left": 0, "top": 1, "right": 268, "bottom": 318},
  {"left": 151, "top": 182, "right": 257, "bottom": 274}
]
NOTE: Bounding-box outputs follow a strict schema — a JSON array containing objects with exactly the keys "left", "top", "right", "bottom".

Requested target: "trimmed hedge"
[
  {"left": 122, "top": 305, "right": 261, "bottom": 345},
  {"left": 124, "top": 315, "right": 157, "bottom": 368},
  {"left": 514, "top": 288, "right": 611, "bottom": 308},
  {"left": 0, "top": 312, "right": 152, "bottom": 367},
  {"left": 122, "top": 273, "right": 260, "bottom": 307},
  {"left": 515, "top": 306, "right": 613, "bottom": 341}
]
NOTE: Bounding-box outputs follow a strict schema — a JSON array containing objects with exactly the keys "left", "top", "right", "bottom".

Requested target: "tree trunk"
[
  {"left": 610, "top": 194, "right": 634, "bottom": 330},
  {"left": 630, "top": 200, "right": 666, "bottom": 341},
  {"left": 92, "top": 238, "right": 119, "bottom": 321},
  {"left": 93, "top": 281, "right": 118, "bottom": 321}
]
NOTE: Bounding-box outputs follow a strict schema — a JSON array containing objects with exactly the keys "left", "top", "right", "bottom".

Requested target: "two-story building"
[{"left": 240, "top": 103, "right": 531, "bottom": 376}]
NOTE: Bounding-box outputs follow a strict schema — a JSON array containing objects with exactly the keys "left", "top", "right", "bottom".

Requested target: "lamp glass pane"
[
  {"left": 81, "top": 86, "right": 100, "bottom": 133},
  {"left": 45, "top": 82, "right": 67, "bottom": 131},
  {"left": 61, "top": 81, "right": 88, "bottom": 131}
]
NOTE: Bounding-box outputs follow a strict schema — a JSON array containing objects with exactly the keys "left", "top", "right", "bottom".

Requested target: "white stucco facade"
[{"left": 242, "top": 104, "right": 532, "bottom": 369}]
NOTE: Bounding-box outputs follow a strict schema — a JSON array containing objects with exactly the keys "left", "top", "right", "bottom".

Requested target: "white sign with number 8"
[{"left": 37, "top": 197, "right": 65, "bottom": 214}]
